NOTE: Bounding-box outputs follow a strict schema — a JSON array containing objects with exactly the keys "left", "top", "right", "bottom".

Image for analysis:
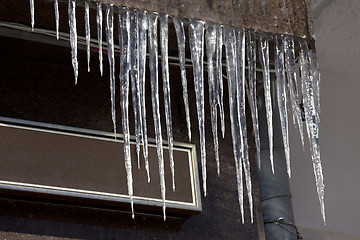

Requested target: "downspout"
[{"left": 257, "top": 97, "right": 301, "bottom": 240}]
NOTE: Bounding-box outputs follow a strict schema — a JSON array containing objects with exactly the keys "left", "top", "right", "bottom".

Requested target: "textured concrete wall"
[{"left": 93, "top": 0, "right": 313, "bottom": 38}]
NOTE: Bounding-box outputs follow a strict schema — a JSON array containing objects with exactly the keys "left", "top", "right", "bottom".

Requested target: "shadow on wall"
[{"left": 0, "top": 198, "right": 187, "bottom": 240}]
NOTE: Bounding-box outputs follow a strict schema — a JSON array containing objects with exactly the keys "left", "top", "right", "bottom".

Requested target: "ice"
[
  {"left": 148, "top": 12, "right": 167, "bottom": 220},
  {"left": 160, "top": 15, "right": 175, "bottom": 191},
  {"left": 118, "top": 7, "right": 134, "bottom": 218},
  {"left": 284, "top": 36, "right": 304, "bottom": 147},
  {"left": 236, "top": 28, "right": 253, "bottom": 223},
  {"left": 205, "top": 23, "right": 220, "bottom": 175},
  {"left": 310, "top": 48, "right": 321, "bottom": 124},
  {"left": 54, "top": 0, "right": 59, "bottom": 39},
  {"left": 96, "top": 3, "right": 103, "bottom": 76},
  {"left": 247, "top": 29, "right": 261, "bottom": 170},
  {"left": 189, "top": 20, "right": 207, "bottom": 196},
  {"left": 299, "top": 41, "right": 326, "bottom": 224},
  {"left": 259, "top": 35, "right": 274, "bottom": 173},
  {"left": 130, "top": 9, "right": 142, "bottom": 168},
  {"left": 275, "top": 36, "right": 291, "bottom": 177},
  {"left": 216, "top": 26, "right": 225, "bottom": 139},
  {"left": 68, "top": 0, "right": 78, "bottom": 84},
  {"left": 172, "top": 17, "right": 192, "bottom": 142},
  {"left": 105, "top": 4, "right": 116, "bottom": 138},
  {"left": 138, "top": 10, "right": 150, "bottom": 182},
  {"left": 224, "top": 26, "right": 244, "bottom": 223},
  {"left": 30, "top": 0, "right": 35, "bottom": 30},
  {"left": 85, "top": 1, "right": 91, "bottom": 72}
]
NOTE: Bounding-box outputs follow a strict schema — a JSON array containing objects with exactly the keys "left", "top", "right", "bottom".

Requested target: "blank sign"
[{"left": 0, "top": 117, "right": 202, "bottom": 215}]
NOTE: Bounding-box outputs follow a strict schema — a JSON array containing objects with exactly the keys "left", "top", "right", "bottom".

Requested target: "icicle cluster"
[{"left": 28, "top": 0, "right": 325, "bottom": 224}]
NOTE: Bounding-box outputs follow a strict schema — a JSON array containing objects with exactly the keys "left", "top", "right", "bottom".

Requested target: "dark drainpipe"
[{"left": 257, "top": 97, "right": 301, "bottom": 240}]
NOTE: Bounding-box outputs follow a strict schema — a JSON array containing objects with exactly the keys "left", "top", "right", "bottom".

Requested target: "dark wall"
[{"left": 0, "top": 1, "right": 265, "bottom": 238}]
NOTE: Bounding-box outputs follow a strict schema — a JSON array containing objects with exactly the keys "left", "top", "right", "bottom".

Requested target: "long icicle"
[
  {"left": 259, "top": 35, "right": 274, "bottom": 173},
  {"left": 130, "top": 9, "right": 142, "bottom": 168},
  {"left": 138, "top": 10, "right": 150, "bottom": 182},
  {"left": 216, "top": 26, "right": 225, "bottom": 139},
  {"left": 160, "top": 15, "right": 175, "bottom": 191},
  {"left": 224, "top": 26, "right": 244, "bottom": 223},
  {"left": 205, "top": 23, "right": 221, "bottom": 176},
  {"left": 247, "top": 29, "right": 261, "bottom": 170},
  {"left": 172, "top": 17, "right": 192, "bottom": 142},
  {"left": 85, "top": 1, "right": 91, "bottom": 72},
  {"left": 275, "top": 36, "right": 291, "bottom": 177},
  {"left": 236, "top": 28, "right": 253, "bottom": 223},
  {"left": 54, "top": 0, "right": 59, "bottom": 39},
  {"left": 148, "top": 12, "right": 166, "bottom": 220},
  {"left": 310, "top": 48, "right": 321, "bottom": 124},
  {"left": 189, "top": 20, "right": 207, "bottom": 196},
  {"left": 119, "top": 7, "right": 134, "bottom": 218},
  {"left": 30, "top": 0, "right": 35, "bottom": 30},
  {"left": 106, "top": 4, "right": 116, "bottom": 138},
  {"left": 96, "top": 3, "right": 103, "bottom": 76},
  {"left": 284, "top": 36, "right": 304, "bottom": 148},
  {"left": 68, "top": 0, "right": 78, "bottom": 84},
  {"left": 299, "top": 41, "right": 326, "bottom": 224}
]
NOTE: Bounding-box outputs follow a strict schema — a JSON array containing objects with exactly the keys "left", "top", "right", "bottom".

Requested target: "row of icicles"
[{"left": 28, "top": 0, "right": 325, "bottom": 223}]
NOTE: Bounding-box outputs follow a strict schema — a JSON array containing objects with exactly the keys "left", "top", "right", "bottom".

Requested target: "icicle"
[
  {"left": 106, "top": 4, "right": 116, "bottom": 138},
  {"left": 236, "top": 28, "right": 253, "bottom": 223},
  {"left": 130, "top": 9, "right": 142, "bottom": 168},
  {"left": 275, "top": 36, "right": 291, "bottom": 177},
  {"left": 205, "top": 23, "right": 221, "bottom": 176},
  {"left": 310, "top": 48, "right": 321, "bottom": 124},
  {"left": 189, "top": 20, "right": 207, "bottom": 196},
  {"left": 148, "top": 12, "right": 166, "bottom": 220},
  {"left": 259, "top": 35, "right": 274, "bottom": 173},
  {"left": 160, "top": 15, "right": 175, "bottom": 191},
  {"left": 54, "top": 0, "right": 59, "bottom": 39},
  {"left": 96, "top": 3, "right": 103, "bottom": 76},
  {"left": 138, "top": 10, "right": 150, "bottom": 182},
  {"left": 119, "top": 7, "right": 134, "bottom": 218},
  {"left": 30, "top": 0, "right": 35, "bottom": 30},
  {"left": 85, "top": 1, "right": 91, "bottom": 72},
  {"left": 216, "top": 26, "right": 225, "bottom": 139},
  {"left": 68, "top": 0, "right": 78, "bottom": 84},
  {"left": 284, "top": 36, "right": 304, "bottom": 147},
  {"left": 299, "top": 41, "right": 326, "bottom": 224},
  {"left": 247, "top": 29, "right": 261, "bottom": 170},
  {"left": 224, "top": 26, "right": 244, "bottom": 223},
  {"left": 172, "top": 17, "right": 192, "bottom": 142}
]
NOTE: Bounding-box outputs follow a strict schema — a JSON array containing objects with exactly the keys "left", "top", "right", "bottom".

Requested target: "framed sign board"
[{"left": 0, "top": 117, "right": 202, "bottom": 215}]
